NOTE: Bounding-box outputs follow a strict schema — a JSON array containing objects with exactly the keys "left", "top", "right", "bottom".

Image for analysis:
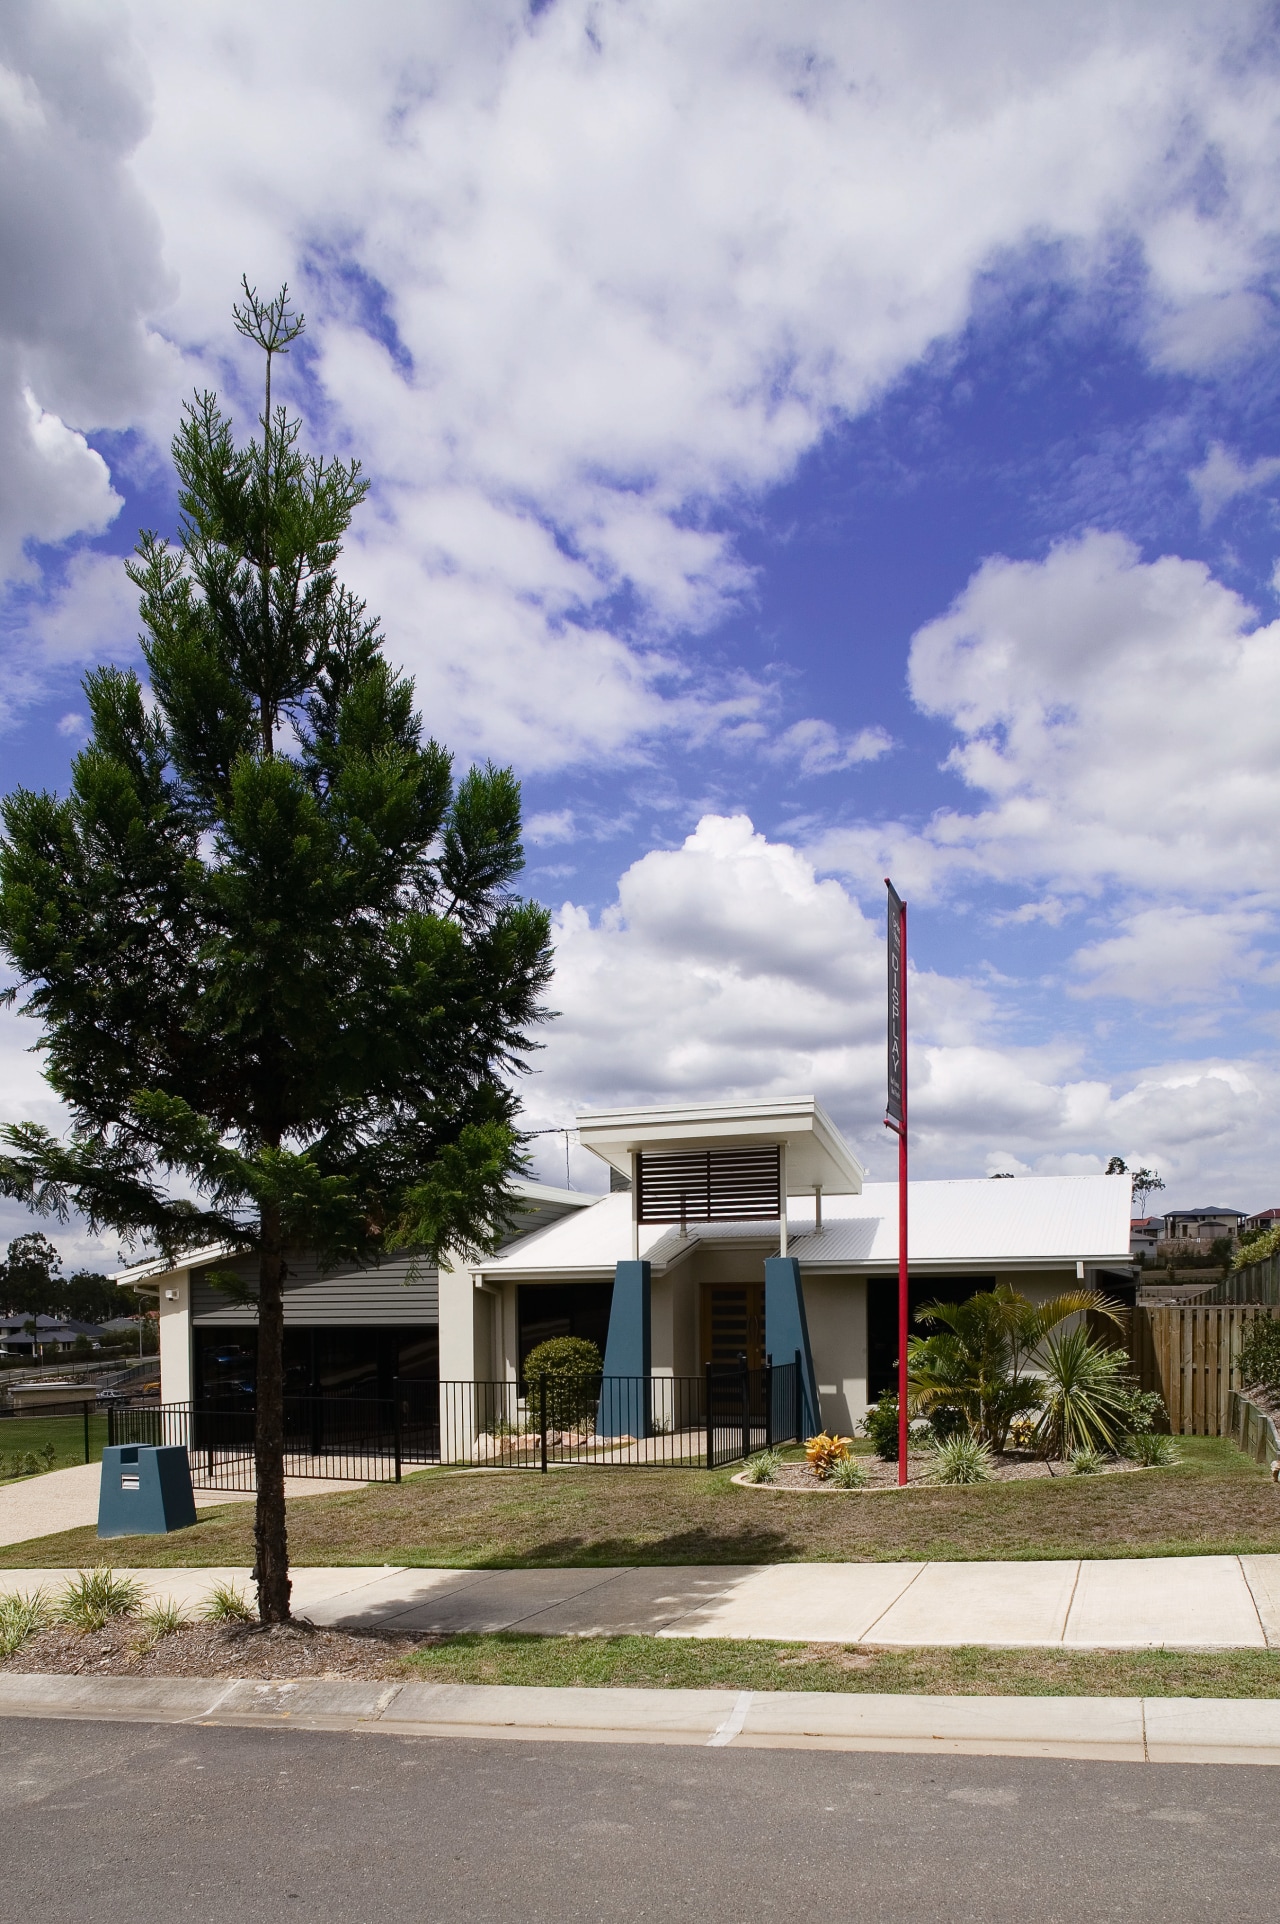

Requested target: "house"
[
  {"left": 126, "top": 1097, "right": 1134, "bottom": 1438},
  {"left": 117, "top": 1178, "right": 591, "bottom": 1408},
  {"left": 1160, "top": 1206, "right": 1246, "bottom": 1248},
  {"left": 1130, "top": 1217, "right": 1162, "bottom": 1260},
  {"left": 1241, "top": 1208, "right": 1280, "bottom": 1239},
  {"left": 0, "top": 1314, "right": 104, "bottom": 1357}
]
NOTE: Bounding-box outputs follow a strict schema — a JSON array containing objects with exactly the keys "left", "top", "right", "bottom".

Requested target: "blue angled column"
[
  {"left": 765, "top": 1256, "right": 822, "bottom": 1437},
  {"left": 599, "top": 1259, "right": 651, "bottom": 1438}
]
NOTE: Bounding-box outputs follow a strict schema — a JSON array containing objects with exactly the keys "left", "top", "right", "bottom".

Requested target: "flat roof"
[
  {"left": 477, "top": 1173, "right": 1132, "bottom": 1278},
  {"left": 576, "top": 1095, "right": 863, "bottom": 1195}
]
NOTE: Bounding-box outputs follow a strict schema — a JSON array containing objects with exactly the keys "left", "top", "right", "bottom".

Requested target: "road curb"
[{"left": 3, "top": 1672, "right": 1280, "bottom": 1763}]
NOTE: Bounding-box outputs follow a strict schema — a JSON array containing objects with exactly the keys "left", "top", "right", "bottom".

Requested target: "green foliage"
[
  {"left": 138, "top": 1596, "right": 189, "bottom": 1640},
  {"left": 928, "top": 1432, "right": 995, "bottom": 1484},
  {"left": 908, "top": 1285, "right": 1117, "bottom": 1450},
  {"left": 742, "top": 1448, "right": 782, "bottom": 1484},
  {"left": 829, "top": 1454, "right": 869, "bottom": 1489},
  {"left": 1237, "top": 1316, "right": 1280, "bottom": 1396},
  {"left": 0, "top": 1443, "right": 56, "bottom": 1482},
  {"left": 1113, "top": 1386, "right": 1167, "bottom": 1437},
  {"left": 1035, "top": 1326, "right": 1133, "bottom": 1456},
  {"left": 522, "top": 1337, "right": 602, "bottom": 1429},
  {"left": 1069, "top": 1445, "right": 1106, "bottom": 1475},
  {"left": 0, "top": 1588, "right": 49, "bottom": 1656},
  {"left": 1234, "top": 1225, "right": 1280, "bottom": 1271},
  {"left": 860, "top": 1393, "right": 902, "bottom": 1461},
  {"left": 59, "top": 1569, "right": 142, "bottom": 1632},
  {"left": 1127, "top": 1431, "right": 1181, "bottom": 1467},
  {"left": 203, "top": 1582, "right": 255, "bottom": 1624}
]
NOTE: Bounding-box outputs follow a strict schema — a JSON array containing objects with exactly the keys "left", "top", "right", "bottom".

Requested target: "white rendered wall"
[
  {"left": 804, "top": 1274, "right": 867, "bottom": 1435},
  {"left": 156, "top": 1272, "right": 192, "bottom": 1405}
]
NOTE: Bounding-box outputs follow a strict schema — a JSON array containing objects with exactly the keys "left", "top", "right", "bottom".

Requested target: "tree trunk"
[{"left": 254, "top": 1204, "right": 291, "bottom": 1623}]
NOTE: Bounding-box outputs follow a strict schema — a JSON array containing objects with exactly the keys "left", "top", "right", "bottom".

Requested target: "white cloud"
[
  {"left": 0, "top": 1, "right": 170, "bottom": 581},
  {"left": 520, "top": 811, "right": 1280, "bottom": 1203},
  {"left": 0, "top": 548, "right": 140, "bottom": 728},
  {"left": 1189, "top": 441, "right": 1280, "bottom": 523},
  {"left": 772, "top": 719, "right": 893, "bottom": 777},
  {"left": 28, "top": 0, "right": 1267, "bottom": 769},
  {"left": 814, "top": 531, "right": 1280, "bottom": 901},
  {"left": 1070, "top": 905, "right": 1274, "bottom": 1003}
]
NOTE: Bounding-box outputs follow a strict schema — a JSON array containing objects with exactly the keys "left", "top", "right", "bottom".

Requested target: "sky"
[{"left": 3, "top": 0, "right": 1280, "bottom": 1261}]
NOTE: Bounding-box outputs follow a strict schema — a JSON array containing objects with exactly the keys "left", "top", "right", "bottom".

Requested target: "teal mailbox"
[{"left": 98, "top": 1444, "right": 198, "bottom": 1538}]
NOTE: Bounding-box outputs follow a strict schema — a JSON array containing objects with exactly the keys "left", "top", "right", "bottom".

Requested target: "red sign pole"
[{"left": 885, "top": 882, "right": 909, "bottom": 1487}]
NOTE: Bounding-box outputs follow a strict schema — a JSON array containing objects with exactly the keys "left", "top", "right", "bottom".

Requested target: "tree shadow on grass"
[{"left": 461, "top": 1525, "right": 800, "bottom": 1568}]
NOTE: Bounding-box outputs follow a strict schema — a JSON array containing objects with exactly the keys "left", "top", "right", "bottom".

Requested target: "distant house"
[
  {"left": 1130, "top": 1217, "right": 1162, "bottom": 1259},
  {"left": 0, "top": 1314, "right": 104, "bottom": 1357},
  {"left": 1241, "top": 1208, "right": 1280, "bottom": 1239},
  {"left": 1161, "top": 1207, "right": 1247, "bottom": 1248}
]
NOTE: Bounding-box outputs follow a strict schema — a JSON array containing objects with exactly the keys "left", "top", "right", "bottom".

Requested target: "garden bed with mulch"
[
  {"left": 0, "top": 1618, "right": 441, "bottom": 1681},
  {"left": 732, "top": 1454, "right": 1145, "bottom": 1492}
]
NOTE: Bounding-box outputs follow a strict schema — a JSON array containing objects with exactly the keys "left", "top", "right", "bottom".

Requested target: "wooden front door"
[{"left": 702, "top": 1285, "right": 765, "bottom": 1372}]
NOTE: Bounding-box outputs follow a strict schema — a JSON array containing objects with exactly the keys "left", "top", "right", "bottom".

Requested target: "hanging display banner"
[{"left": 886, "top": 879, "right": 905, "bottom": 1129}]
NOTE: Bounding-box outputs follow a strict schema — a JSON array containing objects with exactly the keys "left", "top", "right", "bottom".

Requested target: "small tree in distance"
[
  {"left": 1105, "top": 1156, "right": 1164, "bottom": 1216},
  {"left": 0, "top": 282, "right": 553, "bottom": 1622}
]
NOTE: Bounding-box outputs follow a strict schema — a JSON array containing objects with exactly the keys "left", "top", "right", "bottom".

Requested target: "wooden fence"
[{"left": 1132, "top": 1303, "right": 1280, "bottom": 1435}]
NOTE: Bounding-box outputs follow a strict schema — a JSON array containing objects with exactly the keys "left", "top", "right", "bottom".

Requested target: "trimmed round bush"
[{"left": 522, "top": 1336, "right": 602, "bottom": 1429}]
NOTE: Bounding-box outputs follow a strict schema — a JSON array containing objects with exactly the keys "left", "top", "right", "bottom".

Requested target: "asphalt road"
[{"left": 2, "top": 1718, "right": 1276, "bottom": 1923}]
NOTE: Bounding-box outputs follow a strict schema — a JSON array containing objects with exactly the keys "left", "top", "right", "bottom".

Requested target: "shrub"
[
  {"left": 1234, "top": 1224, "right": 1280, "bottom": 1271},
  {"left": 860, "top": 1393, "right": 901, "bottom": 1461},
  {"left": 522, "top": 1336, "right": 602, "bottom": 1429},
  {"left": 59, "top": 1569, "right": 142, "bottom": 1632},
  {"left": 1127, "top": 1430, "right": 1180, "bottom": 1467},
  {"left": 742, "top": 1448, "right": 782, "bottom": 1484},
  {"left": 1007, "top": 1411, "right": 1039, "bottom": 1452},
  {"left": 1237, "top": 1317, "right": 1280, "bottom": 1399},
  {"left": 203, "top": 1582, "right": 255, "bottom": 1624},
  {"left": 1113, "top": 1386, "right": 1167, "bottom": 1437},
  {"left": 829, "top": 1454, "right": 869, "bottom": 1489},
  {"left": 805, "top": 1431, "right": 852, "bottom": 1480},
  {"left": 928, "top": 1432, "right": 995, "bottom": 1484},
  {"left": 0, "top": 1443, "right": 57, "bottom": 1482},
  {"left": 139, "top": 1596, "right": 189, "bottom": 1639},
  {"left": 0, "top": 1589, "right": 49, "bottom": 1656},
  {"left": 1069, "top": 1445, "right": 1106, "bottom": 1475},
  {"left": 1035, "top": 1327, "right": 1133, "bottom": 1456}
]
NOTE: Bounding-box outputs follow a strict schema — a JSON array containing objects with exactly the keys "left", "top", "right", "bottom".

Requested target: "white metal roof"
[
  {"left": 576, "top": 1095, "right": 863, "bottom": 1194},
  {"left": 478, "top": 1174, "right": 1133, "bottom": 1278}
]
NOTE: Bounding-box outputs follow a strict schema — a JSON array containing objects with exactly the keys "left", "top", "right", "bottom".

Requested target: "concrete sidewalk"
[
  {"left": 0, "top": 1462, "right": 359, "bottom": 1549},
  {"left": 1, "top": 1670, "right": 1279, "bottom": 1764},
  {"left": 3, "top": 1555, "right": 1279, "bottom": 1648}
]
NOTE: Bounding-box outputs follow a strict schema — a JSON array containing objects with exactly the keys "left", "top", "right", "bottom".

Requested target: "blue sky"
[{"left": 3, "top": 1, "right": 1280, "bottom": 1257}]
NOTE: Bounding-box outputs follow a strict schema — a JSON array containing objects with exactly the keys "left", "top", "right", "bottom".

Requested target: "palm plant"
[
  {"left": 1035, "top": 1324, "right": 1133, "bottom": 1456},
  {"left": 908, "top": 1285, "right": 1120, "bottom": 1451}
]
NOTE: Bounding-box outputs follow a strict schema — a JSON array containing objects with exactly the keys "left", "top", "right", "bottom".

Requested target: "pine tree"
[{"left": 0, "top": 283, "right": 553, "bottom": 1620}]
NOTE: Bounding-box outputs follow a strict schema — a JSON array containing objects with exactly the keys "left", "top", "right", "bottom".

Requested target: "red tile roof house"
[{"left": 122, "top": 1097, "right": 1134, "bottom": 1444}]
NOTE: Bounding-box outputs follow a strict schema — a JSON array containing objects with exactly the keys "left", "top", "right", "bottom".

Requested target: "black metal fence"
[
  {"left": 108, "top": 1359, "right": 805, "bottom": 1488},
  {"left": 0, "top": 1399, "right": 105, "bottom": 1470}
]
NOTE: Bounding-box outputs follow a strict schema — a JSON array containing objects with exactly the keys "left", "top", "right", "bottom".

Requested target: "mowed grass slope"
[{"left": 3, "top": 1436, "right": 1278, "bottom": 1568}]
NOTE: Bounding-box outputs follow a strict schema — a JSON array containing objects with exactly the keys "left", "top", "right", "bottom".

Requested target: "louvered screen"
[{"left": 635, "top": 1145, "right": 781, "bottom": 1223}]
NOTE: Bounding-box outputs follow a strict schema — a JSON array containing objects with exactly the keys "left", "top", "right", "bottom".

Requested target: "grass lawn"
[
  {"left": 399, "top": 1632, "right": 1280, "bottom": 1699},
  {"left": 4, "top": 1434, "right": 1279, "bottom": 1569},
  {"left": 0, "top": 1412, "right": 106, "bottom": 1479}
]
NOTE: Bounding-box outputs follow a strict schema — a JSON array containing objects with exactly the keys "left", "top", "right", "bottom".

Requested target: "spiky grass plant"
[
  {"left": 0, "top": 1589, "right": 50, "bottom": 1656},
  {"left": 1069, "top": 1445, "right": 1106, "bottom": 1475},
  {"left": 1127, "top": 1431, "right": 1180, "bottom": 1468},
  {"left": 59, "top": 1569, "right": 142, "bottom": 1633},
  {"left": 829, "top": 1454, "right": 869, "bottom": 1489},
  {"left": 929, "top": 1431, "right": 995, "bottom": 1485},
  {"left": 742, "top": 1448, "right": 782, "bottom": 1484},
  {"left": 140, "top": 1597, "right": 189, "bottom": 1638},
  {"left": 203, "top": 1582, "right": 256, "bottom": 1625}
]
